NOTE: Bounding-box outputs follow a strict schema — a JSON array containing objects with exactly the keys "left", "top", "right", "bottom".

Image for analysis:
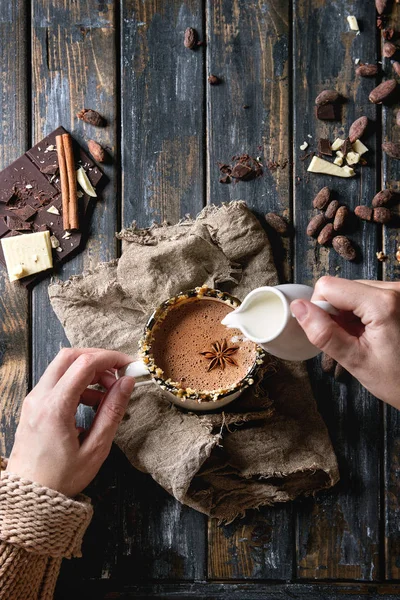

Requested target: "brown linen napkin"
[{"left": 49, "top": 201, "right": 339, "bottom": 521}]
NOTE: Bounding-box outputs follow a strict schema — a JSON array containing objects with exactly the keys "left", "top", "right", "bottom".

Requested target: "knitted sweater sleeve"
[{"left": 0, "top": 458, "right": 93, "bottom": 600}]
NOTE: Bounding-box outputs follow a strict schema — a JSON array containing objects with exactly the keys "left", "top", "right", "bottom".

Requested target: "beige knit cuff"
[{"left": 0, "top": 471, "right": 93, "bottom": 558}]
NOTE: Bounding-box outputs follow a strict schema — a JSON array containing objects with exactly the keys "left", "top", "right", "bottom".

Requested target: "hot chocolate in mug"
[{"left": 117, "top": 286, "right": 266, "bottom": 412}]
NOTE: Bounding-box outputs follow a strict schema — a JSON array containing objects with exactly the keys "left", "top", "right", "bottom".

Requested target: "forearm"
[{"left": 0, "top": 460, "right": 93, "bottom": 600}]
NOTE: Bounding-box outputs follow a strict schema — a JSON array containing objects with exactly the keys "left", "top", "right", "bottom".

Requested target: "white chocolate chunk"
[
  {"left": 50, "top": 235, "right": 60, "bottom": 249},
  {"left": 352, "top": 139, "right": 368, "bottom": 155},
  {"left": 347, "top": 16, "right": 359, "bottom": 31},
  {"left": 343, "top": 165, "right": 355, "bottom": 176},
  {"left": 346, "top": 151, "right": 360, "bottom": 165},
  {"left": 336, "top": 150, "right": 344, "bottom": 159},
  {"left": 47, "top": 206, "right": 60, "bottom": 215},
  {"left": 1, "top": 231, "right": 53, "bottom": 282},
  {"left": 300, "top": 141, "right": 309, "bottom": 150},
  {"left": 307, "top": 155, "right": 356, "bottom": 177},
  {"left": 77, "top": 167, "right": 97, "bottom": 197},
  {"left": 334, "top": 156, "right": 343, "bottom": 166},
  {"left": 331, "top": 138, "right": 346, "bottom": 151},
  {"left": 25, "top": 184, "right": 33, "bottom": 189}
]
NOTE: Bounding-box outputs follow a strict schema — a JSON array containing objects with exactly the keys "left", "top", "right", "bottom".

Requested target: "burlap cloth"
[{"left": 49, "top": 201, "right": 339, "bottom": 521}]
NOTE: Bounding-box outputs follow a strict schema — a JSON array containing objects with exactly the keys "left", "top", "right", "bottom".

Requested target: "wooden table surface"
[{"left": 1, "top": 1, "right": 400, "bottom": 598}]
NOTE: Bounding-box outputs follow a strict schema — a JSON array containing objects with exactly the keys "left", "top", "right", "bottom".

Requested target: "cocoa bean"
[
  {"left": 334, "top": 363, "right": 349, "bottom": 382},
  {"left": 383, "top": 42, "right": 397, "bottom": 57},
  {"left": 376, "top": 0, "right": 389, "bottom": 14},
  {"left": 184, "top": 27, "right": 198, "bottom": 49},
  {"left": 325, "top": 200, "right": 341, "bottom": 220},
  {"left": 87, "top": 140, "right": 106, "bottom": 163},
  {"left": 393, "top": 62, "right": 400, "bottom": 76},
  {"left": 321, "top": 353, "right": 336, "bottom": 374},
  {"left": 313, "top": 186, "right": 330, "bottom": 210},
  {"left": 317, "top": 223, "right": 334, "bottom": 246},
  {"left": 264, "top": 212, "right": 289, "bottom": 235},
  {"left": 333, "top": 206, "right": 350, "bottom": 232},
  {"left": 356, "top": 63, "right": 379, "bottom": 77},
  {"left": 383, "top": 28, "right": 395, "bottom": 40},
  {"left": 372, "top": 189, "right": 394, "bottom": 207},
  {"left": 76, "top": 108, "right": 106, "bottom": 127},
  {"left": 382, "top": 141, "right": 400, "bottom": 159},
  {"left": 373, "top": 206, "right": 392, "bottom": 223},
  {"left": 355, "top": 205, "right": 373, "bottom": 221},
  {"left": 315, "top": 90, "right": 340, "bottom": 106},
  {"left": 348, "top": 116, "right": 368, "bottom": 143},
  {"left": 369, "top": 79, "right": 397, "bottom": 103},
  {"left": 332, "top": 236, "right": 357, "bottom": 261},
  {"left": 306, "top": 213, "right": 327, "bottom": 238}
]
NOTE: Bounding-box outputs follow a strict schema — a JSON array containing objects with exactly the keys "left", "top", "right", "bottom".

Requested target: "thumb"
[
  {"left": 290, "top": 299, "right": 357, "bottom": 366},
  {"left": 83, "top": 376, "right": 135, "bottom": 453}
]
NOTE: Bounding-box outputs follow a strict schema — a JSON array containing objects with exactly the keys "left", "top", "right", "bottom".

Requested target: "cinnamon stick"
[
  {"left": 55, "top": 133, "right": 79, "bottom": 230},
  {"left": 62, "top": 134, "right": 79, "bottom": 230},
  {"left": 56, "top": 134, "right": 70, "bottom": 230}
]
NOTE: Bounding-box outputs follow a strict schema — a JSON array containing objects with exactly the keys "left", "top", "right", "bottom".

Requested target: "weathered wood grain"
[
  {"left": 54, "top": 581, "right": 400, "bottom": 599},
  {"left": 293, "top": 0, "right": 381, "bottom": 580},
  {"left": 381, "top": 3, "right": 400, "bottom": 581},
  {"left": 121, "top": 0, "right": 205, "bottom": 227},
  {"left": 31, "top": 0, "right": 120, "bottom": 580},
  {"left": 206, "top": 0, "right": 293, "bottom": 580},
  {"left": 0, "top": 0, "right": 29, "bottom": 457},
  {"left": 119, "top": 0, "right": 207, "bottom": 581}
]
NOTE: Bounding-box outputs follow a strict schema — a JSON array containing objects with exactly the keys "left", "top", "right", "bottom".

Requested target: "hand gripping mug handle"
[
  {"left": 117, "top": 360, "right": 153, "bottom": 386},
  {"left": 311, "top": 300, "right": 339, "bottom": 316}
]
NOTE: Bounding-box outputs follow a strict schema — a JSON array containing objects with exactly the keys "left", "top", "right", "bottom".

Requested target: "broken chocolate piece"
[
  {"left": 5, "top": 216, "right": 32, "bottom": 231},
  {"left": 316, "top": 104, "right": 337, "bottom": 121},
  {"left": 318, "top": 139, "right": 333, "bottom": 156},
  {"left": 341, "top": 138, "right": 353, "bottom": 156},
  {"left": 7, "top": 204, "right": 37, "bottom": 222}
]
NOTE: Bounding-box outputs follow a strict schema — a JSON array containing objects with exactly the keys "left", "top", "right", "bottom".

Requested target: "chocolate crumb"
[{"left": 318, "top": 139, "right": 333, "bottom": 156}]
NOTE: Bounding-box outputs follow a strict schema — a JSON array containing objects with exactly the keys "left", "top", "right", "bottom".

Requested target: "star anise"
[{"left": 200, "top": 339, "right": 239, "bottom": 372}]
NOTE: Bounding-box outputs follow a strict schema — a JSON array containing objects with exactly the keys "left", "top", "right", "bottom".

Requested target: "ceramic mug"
[{"left": 117, "top": 286, "right": 266, "bottom": 412}]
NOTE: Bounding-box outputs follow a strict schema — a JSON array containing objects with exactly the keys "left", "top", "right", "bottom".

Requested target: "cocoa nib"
[
  {"left": 313, "top": 186, "right": 330, "bottom": 210},
  {"left": 355, "top": 205, "right": 373, "bottom": 221},
  {"left": 184, "top": 27, "right": 198, "bottom": 49},
  {"left": 332, "top": 236, "right": 357, "bottom": 261},
  {"left": 264, "top": 212, "right": 289, "bottom": 236},
  {"left": 356, "top": 63, "right": 379, "bottom": 77},
  {"left": 40, "top": 164, "right": 59, "bottom": 175},
  {"left": 76, "top": 108, "right": 106, "bottom": 127},
  {"left": 208, "top": 74, "right": 221, "bottom": 85},
  {"left": 218, "top": 154, "right": 263, "bottom": 182}
]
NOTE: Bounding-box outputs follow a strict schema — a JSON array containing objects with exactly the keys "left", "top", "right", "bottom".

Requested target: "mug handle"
[
  {"left": 311, "top": 300, "right": 339, "bottom": 316},
  {"left": 117, "top": 360, "right": 153, "bottom": 386}
]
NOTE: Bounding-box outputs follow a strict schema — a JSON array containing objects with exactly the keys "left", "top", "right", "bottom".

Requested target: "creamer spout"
[{"left": 221, "top": 310, "right": 242, "bottom": 329}]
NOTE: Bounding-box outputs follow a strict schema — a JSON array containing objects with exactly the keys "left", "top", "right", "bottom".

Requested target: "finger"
[
  {"left": 311, "top": 276, "right": 384, "bottom": 318},
  {"left": 291, "top": 300, "right": 364, "bottom": 369},
  {"left": 81, "top": 376, "right": 135, "bottom": 455},
  {"left": 355, "top": 280, "right": 400, "bottom": 290},
  {"left": 80, "top": 388, "right": 104, "bottom": 406},
  {"left": 52, "top": 351, "right": 134, "bottom": 413},
  {"left": 38, "top": 348, "right": 133, "bottom": 391},
  {"left": 95, "top": 371, "right": 118, "bottom": 390}
]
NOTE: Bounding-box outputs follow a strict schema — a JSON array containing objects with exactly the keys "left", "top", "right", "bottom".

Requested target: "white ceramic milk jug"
[{"left": 221, "top": 284, "right": 338, "bottom": 361}]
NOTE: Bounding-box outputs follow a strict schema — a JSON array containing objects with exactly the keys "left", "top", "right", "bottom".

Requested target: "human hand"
[
  {"left": 6, "top": 348, "right": 135, "bottom": 497},
  {"left": 291, "top": 276, "right": 400, "bottom": 409}
]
